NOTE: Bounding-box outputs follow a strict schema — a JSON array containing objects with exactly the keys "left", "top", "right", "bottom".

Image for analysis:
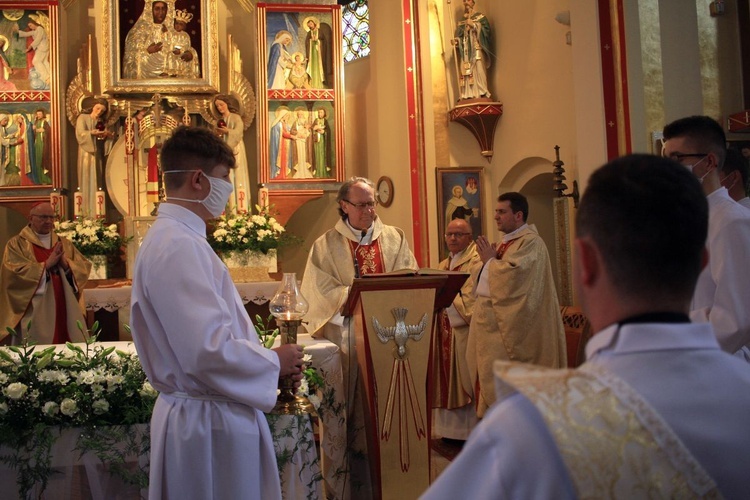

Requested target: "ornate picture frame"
[
  {"left": 102, "top": 0, "right": 219, "bottom": 94},
  {"left": 436, "top": 167, "right": 486, "bottom": 261},
  {"left": 256, "top": 4, "right": 345, "bottom": 185},
  {"left": 0, "top": 3, "right": 61, "bottom": 200}
]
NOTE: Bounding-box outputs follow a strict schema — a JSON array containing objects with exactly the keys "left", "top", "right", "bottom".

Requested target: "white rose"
[
  {"left": 92, "top": 399, "right": 109, "bottom": 415},
  {"left": 60, "top": 398, "right": 78, "bottom": 416},
  {"left": 139, "top": 381, "right": 158, "bottom": 398},
  {"left": 0, "top": 373, "right": 8, "bottom": 384},
  {"left": 4, "top": 382, "right": 28, "bottom": 400},
  {"left": 43, "top": 401, "right": 60, "bottom": 416},
  {"left": 108, "top": 224, "right": 117, "bottom": 232}
]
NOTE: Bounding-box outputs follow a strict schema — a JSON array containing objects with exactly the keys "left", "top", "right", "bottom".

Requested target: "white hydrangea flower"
[
  {"left": 92, "top": 399, "right": 109, "bottom": 415},
  {"left": 43, "top": 401, "right": 60, "bottom": 416}
]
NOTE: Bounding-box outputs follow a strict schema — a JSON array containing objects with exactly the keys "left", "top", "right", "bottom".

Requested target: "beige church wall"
[
  {"left": 622, "top": 0, "right": 744, "bottom": 153},
  {"left": 421, "top": 0, "right": 580, "bottom": 270}
]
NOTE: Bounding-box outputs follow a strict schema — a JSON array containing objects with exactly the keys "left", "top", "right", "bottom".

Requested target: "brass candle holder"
[{"left": 269, "top": 273, "right": 315, "bottom": 415}]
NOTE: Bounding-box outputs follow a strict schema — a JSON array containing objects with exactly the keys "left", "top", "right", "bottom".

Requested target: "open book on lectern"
[{"left": 357, "top": 268, "right": 470, "bottom": 310}]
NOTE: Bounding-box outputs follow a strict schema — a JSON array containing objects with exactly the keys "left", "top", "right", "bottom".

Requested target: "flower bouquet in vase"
[
  {"left": 55, "top": 217, "right": 128, "bottom": 280},
  {"left": 207, "top": 206, "right": 288, "bottom": 282}
]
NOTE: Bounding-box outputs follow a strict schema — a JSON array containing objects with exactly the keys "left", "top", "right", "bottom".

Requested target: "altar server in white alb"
[
  {"left": 130, "top": 126, "right": 304, "bottom": 500},
  {"left": 662, "top": 115, "right": 750, "bottom": 360},
  {"left": 422, "top": 155, "right": 750, "bottom": 499}
]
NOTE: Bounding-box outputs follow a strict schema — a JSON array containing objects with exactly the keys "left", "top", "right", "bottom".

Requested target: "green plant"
[
  {"left": 0, "top": 322, "right": 156, "bottom": 498},
  {"left": 54, "top": 217, "right": 130, "bottom": 256}
]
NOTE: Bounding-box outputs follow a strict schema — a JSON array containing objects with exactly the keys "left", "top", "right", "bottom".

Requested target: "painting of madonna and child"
[{"left": 265, "top": 10, "right": 335, "bottom": 92}]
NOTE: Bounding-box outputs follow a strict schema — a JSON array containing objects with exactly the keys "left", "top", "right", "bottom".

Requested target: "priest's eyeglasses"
[
  {"left": 343, "top": 200, "right": 377, "bottom": 210},
  {"left": 31, "top": 215, "right": 58, "bottom": 221},
  {"left": 445, "top": 232, "right": 471, "bottom": 238}
]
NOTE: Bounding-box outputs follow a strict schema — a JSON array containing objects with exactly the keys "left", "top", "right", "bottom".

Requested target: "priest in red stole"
[
  {"left": 301, "top": 177, "right": 417, "bottom": 342},
  {"left": 0, "top": 203, "right": 91, "bottom": 344},
  {"left": 300, "top": 177, "right": 417, "bottom": 498}
]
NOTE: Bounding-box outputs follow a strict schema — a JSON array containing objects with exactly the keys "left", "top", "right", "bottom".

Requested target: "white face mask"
[
  {"left": 685, "top": 155, "right": 711, "bottom": 183},
  {"left": 165, "top": 169, "right": 233, "bottom": 218}
]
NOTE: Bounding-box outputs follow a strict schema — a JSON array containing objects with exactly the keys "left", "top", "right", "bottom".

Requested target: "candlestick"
[
  {"left": 73, "top": 188, "right": 83, "bottom": 218},
  {"left": 269, "top": 273, "right": 313, "bottom": 415}
]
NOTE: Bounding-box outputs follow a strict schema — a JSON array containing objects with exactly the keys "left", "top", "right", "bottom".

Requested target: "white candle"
[
  {"left": 50, "top": 189, "right": 62, "bottom": 218},
  {"left": 259, "top": 185, "right": 269, "bottom": 211},
  {"left": 95, "top": 189, "right": 106, "bottom": 218},
  {"left": 237, "top": 184, "right": 248, "bottom": 213},
  {"left": 74, "top": 188, "right": 83, "bottom": 218}
]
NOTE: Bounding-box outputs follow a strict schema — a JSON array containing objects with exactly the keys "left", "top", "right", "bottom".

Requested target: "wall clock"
[{"left": 376, "top": 176, "right": 394, "bottom": 207}]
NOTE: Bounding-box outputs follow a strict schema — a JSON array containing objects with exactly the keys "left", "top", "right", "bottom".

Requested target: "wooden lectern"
[{"left": 343, "top": 273, "right": 468, "bottom": 499}]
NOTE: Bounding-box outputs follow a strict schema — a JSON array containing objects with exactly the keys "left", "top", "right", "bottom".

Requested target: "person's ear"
[{"left": 574, "top": 237, "right": 599, "bottom": 288}]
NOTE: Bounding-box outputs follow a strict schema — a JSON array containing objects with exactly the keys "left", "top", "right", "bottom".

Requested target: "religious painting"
[
  {"left": 102, "top": 0, "right": 219, "bottom": 94},
  {"left": 257, "top": 4, "right": 345, "bottom": 185},
  {"left": 436, "top": 167, "right": 486, "bottom": 261},
  {"left": 0, "top": 4, "right": 60, "bottom": 198}
]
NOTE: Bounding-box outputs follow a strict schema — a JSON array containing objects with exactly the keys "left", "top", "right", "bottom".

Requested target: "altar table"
[{"left": 83, "top": 281, "right": 282, "bottom": 340}]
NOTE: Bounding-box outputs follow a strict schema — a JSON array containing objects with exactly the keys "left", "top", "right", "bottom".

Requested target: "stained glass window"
[{"left": 342, "top": 0, "right": 370, "bottom": 62}]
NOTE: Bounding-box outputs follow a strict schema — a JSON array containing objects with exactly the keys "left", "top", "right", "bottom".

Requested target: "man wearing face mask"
[
  {"left": 663, "top": 116, "right": 750, "bottom": 361},
  {"left": 130, "top": 126, "right": 303, "bottom": 499},
  {"left": 720, "top": 148, "right": 750, "bottom": 209}
]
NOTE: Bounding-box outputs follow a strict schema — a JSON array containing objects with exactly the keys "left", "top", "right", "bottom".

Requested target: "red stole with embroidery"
[
  {"left": 347, "top": 238, "right": 385, "bottom": 275},
  {"left": 496, "top": 238, "right": 517, "bottom": 259},
  {"left": 32, "top": 245, "right": 70, "bottom": 344}
]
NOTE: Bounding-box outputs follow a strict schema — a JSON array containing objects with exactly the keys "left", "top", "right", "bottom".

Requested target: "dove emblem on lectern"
[{"left": 371, "top": 307, "right": 428, "bottom": 472}]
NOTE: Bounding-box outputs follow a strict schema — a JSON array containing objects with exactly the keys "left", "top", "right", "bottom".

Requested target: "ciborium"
[{"left": 269, "top": 273, "right": 315, "bottom": 415}]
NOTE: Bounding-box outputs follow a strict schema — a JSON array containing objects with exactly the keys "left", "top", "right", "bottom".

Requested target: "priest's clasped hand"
[{"left": 475, "top": 235, "right": 497, "bottom": 263}]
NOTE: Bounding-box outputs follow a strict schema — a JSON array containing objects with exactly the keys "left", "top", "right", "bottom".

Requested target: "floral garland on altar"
[
  {"left": 0, "top": 323, "right": 155, "bottom": 498},
  {"left": 0, "top": 316, "right": 329, "bottom": 497}
]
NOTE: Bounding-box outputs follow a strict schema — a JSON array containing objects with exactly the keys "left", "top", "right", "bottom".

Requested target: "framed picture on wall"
[
  {"left": 256, "top": 3, "right": 345, "bottom": 185},
  {"left": 436, "top": 167, "right": 486, "bottom": 261},
  {"left": 102, "top": 0, "right": 219, "bottom": 94},
  {"left": 0, "top": 4, "right": 61, "bottom": 198}
]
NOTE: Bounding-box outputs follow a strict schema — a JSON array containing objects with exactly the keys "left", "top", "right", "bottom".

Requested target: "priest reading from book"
[
  {"left": 300, "top": 176, "right": 417, "bottom": 494},
  {"left": 300, "top": 176, "right": 417, "bottom": 345}
]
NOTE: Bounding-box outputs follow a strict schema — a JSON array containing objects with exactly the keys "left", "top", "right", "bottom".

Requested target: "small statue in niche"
[{"left": 452, "top": 0, "right": 492, "bottom": 100}]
